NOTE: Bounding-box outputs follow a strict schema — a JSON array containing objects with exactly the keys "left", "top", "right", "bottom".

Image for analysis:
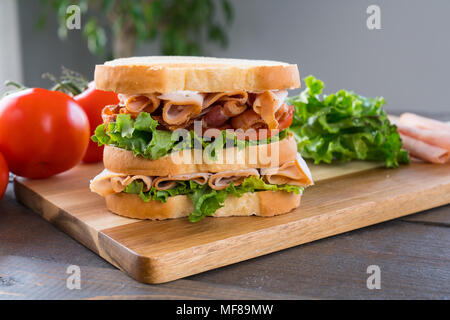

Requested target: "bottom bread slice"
[{"left": 104, "top": 190, "right": 301, "bottom": 220}]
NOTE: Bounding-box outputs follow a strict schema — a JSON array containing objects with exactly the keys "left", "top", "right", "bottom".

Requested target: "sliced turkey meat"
[
  {"left": 153, "top": 172, "right": 211, "bottom": 190},
  {"left": 208, "top": 169, "right": 260, "bottom": 190},
  {"left": 159, "top": 92, "right": 205, "bottom": 126},
  {"left": 252, "top": 90, "right": 288, "bottom": 129},
  {"left": 260, "top": 153, "right": 313, "bottom": 187},
  {"left": 119, "top": 93, "right": 161, "bottom": 114},
  {"left": 90, "top": 169, "right": 153, "bottom": 196}
]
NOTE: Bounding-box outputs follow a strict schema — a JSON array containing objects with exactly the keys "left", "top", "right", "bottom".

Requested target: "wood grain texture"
[
  {"left": 14, "top": 162, "right": 450, "bottom": 284},
  {"left": 0, "top": 255, "right": 307, "bottom": 300}
]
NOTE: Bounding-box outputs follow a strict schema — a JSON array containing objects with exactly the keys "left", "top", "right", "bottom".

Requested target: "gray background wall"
[{"left": 15, "top": 0, "right": 450, "bottom": 115}]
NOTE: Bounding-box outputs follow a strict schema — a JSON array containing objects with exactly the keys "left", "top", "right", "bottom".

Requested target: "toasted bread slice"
[
  {"left": 95, "top": 56, "right": 300, "bottom": 94},
  {"left": 103, "top": 135, "right": 298, "bottom": 176},
  {"left": 104, "top": 190, "right": 301, "bottom": 220}
]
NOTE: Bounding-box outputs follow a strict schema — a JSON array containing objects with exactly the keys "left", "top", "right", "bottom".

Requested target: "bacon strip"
[
  {"left": 203, "top": 102, "right": 247, "bottom": 128},
  {"left": 230, "top": 109, "right": 267, "bottom": 130},
  {"left": 260, "top": 154, "right": 314, "bottom": 187},
  {"left": 208, "top": 169, "right": 259, "bottom": 190},
  {"left": 153, "top": 173, "right": 211, "bottom": 190},
  {"left": 400, "top": 133, "right": 449, "bottom": 164},
  {"left": 101, "top": 104, "right": 121, "bottom": 125}
]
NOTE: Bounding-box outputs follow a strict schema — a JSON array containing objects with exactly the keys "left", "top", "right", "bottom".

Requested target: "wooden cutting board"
[{"left": 14, "top": 161, "right": 450, "bottom": 284}]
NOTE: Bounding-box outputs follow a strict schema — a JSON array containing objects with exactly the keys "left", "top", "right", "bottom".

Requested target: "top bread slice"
[{"left": 95, "top": 56, "right": 300, "bottom": 94}]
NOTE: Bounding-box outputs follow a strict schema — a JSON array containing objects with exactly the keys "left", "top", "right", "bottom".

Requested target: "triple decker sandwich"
[{"left": 90, "top": 56, "right": 313, "bottom": 221}]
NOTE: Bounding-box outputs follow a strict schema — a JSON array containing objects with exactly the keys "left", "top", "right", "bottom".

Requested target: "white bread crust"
[{"left": 95, "top": 56, "right": 300, "bottom": 93}]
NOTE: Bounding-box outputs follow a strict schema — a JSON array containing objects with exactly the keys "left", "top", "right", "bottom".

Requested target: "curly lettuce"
[
  {"left": 287, "top": 76, "right": 409, "bottom": 168},
  {"left": 92, "top": 112, "right": 289, "bottom": 161},
  {"left": 123, "top": 176, "right": 303, "bottom": 222}
]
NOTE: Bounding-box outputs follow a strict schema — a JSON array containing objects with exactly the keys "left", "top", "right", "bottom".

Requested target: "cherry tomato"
[
  {"left": 75, "top": 82, "right": 119, "bottom": 163},
  {"left": 0, "top": 152, "right": 8, "bottom": 200},
  {"left": 0, "top": 88, "right": 90, "bottom": 179}
]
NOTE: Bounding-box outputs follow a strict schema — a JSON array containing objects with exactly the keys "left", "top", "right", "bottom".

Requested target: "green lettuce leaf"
[
  {"left": 92, "top": 112, "right": 289, "bottom": 160},
  {"left": 123, "top": 177, "right": 304, "bottom": 222},
  {"left": 92, "top": 113, "right": 177, "bottom": 159},
  {"left": 287, "top": 75, "right": 410, "bottom": 168}
]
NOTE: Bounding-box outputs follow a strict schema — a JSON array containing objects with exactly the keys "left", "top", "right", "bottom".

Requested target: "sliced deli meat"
[
  {"left": 113, "top": 175, "right": 153, "bottom": 193},
  {"left": 400, "top": 134, "right": 449, "bottom": 164},
  {"left": 159, "top": 91, "right": 205, "bottom": 126},
  {"left": 90, "top": 169, "right": 153, "bottom": 196},
  {"left": 252, "top": 90, "right": 287, "bottom": 129},
  {"left": 161, "top": 102, "right": 202, "bottom": 126},
  {"left": 208, "top": 169, "right": 260, "bottom": 190},
  {"left": 397, "top": 123, "right": 450, "bottom": 151},
  {"left": 261, "top": 153, "right": 313, "bottom": 187},
  {"left": 153, "top": 172, "right": 211, "bottom": 190},
  {"left": 394, "top": 113, "right": 450, "bottom": 163},
  {"left": 203, "top": 91, "right": 248, "bottom": 109},
  {"left": 103, "top": 89, "right": 292, "bottom": 131},
  {"left": 90, "top": 169, "right": 127, "bottom": 196},
  {"left": 399, "top": 112, "right": 450, "bottom": 132},
  {"left": 119, "top": 93, "right": 161, "bottom": 114}
]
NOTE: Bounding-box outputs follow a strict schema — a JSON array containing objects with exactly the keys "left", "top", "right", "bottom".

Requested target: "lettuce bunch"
[
  {"left": 124, "top": 176, "right": 303, "bottom": 222},
  {"left": 287, "top": 76, "right": 409, "bottom": 168}
]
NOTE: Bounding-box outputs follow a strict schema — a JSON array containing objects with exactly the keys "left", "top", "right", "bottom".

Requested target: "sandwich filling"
[
  {"left": 93, "top": 90, "right": 295, "bottom": 161},
  {"left": 91, "top": 154, "right": 312, "bottom": 222},
  {"left": 108, "top": 90, "right": 291, "bottom": 131},
  {"left": 91, "top": 87, "right": 313, "bottom": 221}
]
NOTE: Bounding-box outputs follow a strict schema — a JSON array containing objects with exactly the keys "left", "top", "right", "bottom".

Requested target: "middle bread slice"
[{"left": 103, "top": 134, "right": 298, "bottom": 176}]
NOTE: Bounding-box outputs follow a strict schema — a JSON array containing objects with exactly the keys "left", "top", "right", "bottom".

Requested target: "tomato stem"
[{"left": 4, "top": 80, "right": 27, "bottom": 90}]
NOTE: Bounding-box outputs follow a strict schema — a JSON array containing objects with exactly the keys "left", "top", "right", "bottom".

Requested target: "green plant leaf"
[{"left": 38, "top": 0, "right": 234, "bottom": 57}]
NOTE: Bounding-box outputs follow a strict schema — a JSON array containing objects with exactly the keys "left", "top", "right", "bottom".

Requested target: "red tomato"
[
  {"left": 253, "top": 105, "right": 295, "bottom": 140},
  {"left": 0, "top": 152, "right": 8, "bottom": 200},
  {"left": 0, "top": 88, "right": 90, "bottom": 179},
  {"left": 75, "top": 82, "right": 119, "bottom": 163}
]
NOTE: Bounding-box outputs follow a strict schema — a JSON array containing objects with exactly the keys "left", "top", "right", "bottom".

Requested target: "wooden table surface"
[{"left": 1, "top": 178, "right": 449, "bottom": 299}]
